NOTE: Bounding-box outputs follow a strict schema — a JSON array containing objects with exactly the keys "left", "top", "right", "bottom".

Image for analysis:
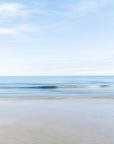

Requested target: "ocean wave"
[
  {"left": 0, "top": 85, "right": 114, "bottom": 89},
  {"left": 60, "top": 85, "right": 114, "bottom": 88}
]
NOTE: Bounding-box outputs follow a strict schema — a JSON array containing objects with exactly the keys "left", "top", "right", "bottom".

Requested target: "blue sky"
[{"left": 0, "top": 0, "right": 114, "bottom": 75}]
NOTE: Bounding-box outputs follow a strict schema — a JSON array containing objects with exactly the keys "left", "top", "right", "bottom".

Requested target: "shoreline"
[{"left": 0, "top": 95, "right": 114, "bottom": 101}]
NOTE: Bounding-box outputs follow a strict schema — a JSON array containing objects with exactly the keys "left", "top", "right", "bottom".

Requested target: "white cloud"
[
  {"left": 0, "top": 3, "right": 25, "bottom": 16},
  {"left": 0, "top": 2, "right": 39, "bottom": 17},
  {"left": 67, "top": 0, "right": 114, "bottom": 16},
  {"left": 77, "top": 0, "right": 97, "bottom": 13},
  {"left": 0, "top": 2, "right": 44, "bottom": 35},
  {"left": 17, "top": 24, "right": 43, "bottom": 32},
  {"left": 0, "top": 24, "right": 44, "bottom": 35},
  {"left": 0, "top": 28, "right": 17, "bottom": 34}
]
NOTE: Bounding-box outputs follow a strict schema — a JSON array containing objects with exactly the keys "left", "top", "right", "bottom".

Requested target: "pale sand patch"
[{"left": 0, "top": 99, "right": 114, "bottom": 144}]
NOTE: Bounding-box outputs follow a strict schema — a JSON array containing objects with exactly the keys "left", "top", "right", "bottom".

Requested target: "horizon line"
[{"left": 0, "top": 75, "right": 114, "bottom": 77}]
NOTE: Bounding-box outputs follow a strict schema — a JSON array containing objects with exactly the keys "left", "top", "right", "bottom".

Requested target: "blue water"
[{"left": 0, "top": 76, "right": 114, "bottom": 99}]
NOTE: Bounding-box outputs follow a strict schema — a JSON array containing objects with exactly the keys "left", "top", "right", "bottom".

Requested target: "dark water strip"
[{"left": 0, "top": 85, "right": 114, "bottom": 89}]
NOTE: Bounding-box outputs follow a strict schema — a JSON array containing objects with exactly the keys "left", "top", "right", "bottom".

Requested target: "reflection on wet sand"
[{"left": 0, "top": 99, "right": 114, "bottom": 144}]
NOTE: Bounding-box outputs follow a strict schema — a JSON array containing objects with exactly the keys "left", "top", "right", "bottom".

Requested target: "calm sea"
[{"left": 0, "top": 76, "right": 114, "bottom": 99}]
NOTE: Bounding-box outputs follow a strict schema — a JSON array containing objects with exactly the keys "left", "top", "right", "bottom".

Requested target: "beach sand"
[{"left": 0, "top": 99, "right": 114, "bottom": 144}]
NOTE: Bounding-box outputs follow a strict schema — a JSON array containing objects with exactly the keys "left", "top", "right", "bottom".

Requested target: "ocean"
[
  {"left": 0, "top": 76, "right": 114, "bottom": 144},
  {"left": 0, "top": 76, "right": 114, "bottom": 99}
]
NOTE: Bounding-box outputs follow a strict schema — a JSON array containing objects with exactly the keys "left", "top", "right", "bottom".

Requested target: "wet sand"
[{"left": 0, "top": 99, "right": 114, "bottom": 144}]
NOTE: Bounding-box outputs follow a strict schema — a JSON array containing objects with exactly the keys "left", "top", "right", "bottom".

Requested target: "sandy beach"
[{"left": 0, "top": 99, "right": 114, "bottom": 144}]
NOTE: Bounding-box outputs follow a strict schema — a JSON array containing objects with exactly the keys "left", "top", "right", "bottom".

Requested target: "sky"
[{"left": 0, "top": 0, "right": 114, "bottom": 76}]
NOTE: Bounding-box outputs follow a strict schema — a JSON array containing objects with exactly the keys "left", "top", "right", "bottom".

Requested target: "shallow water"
[{"left": 0, "top": 76, "right": 114, "bottom": 99}]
